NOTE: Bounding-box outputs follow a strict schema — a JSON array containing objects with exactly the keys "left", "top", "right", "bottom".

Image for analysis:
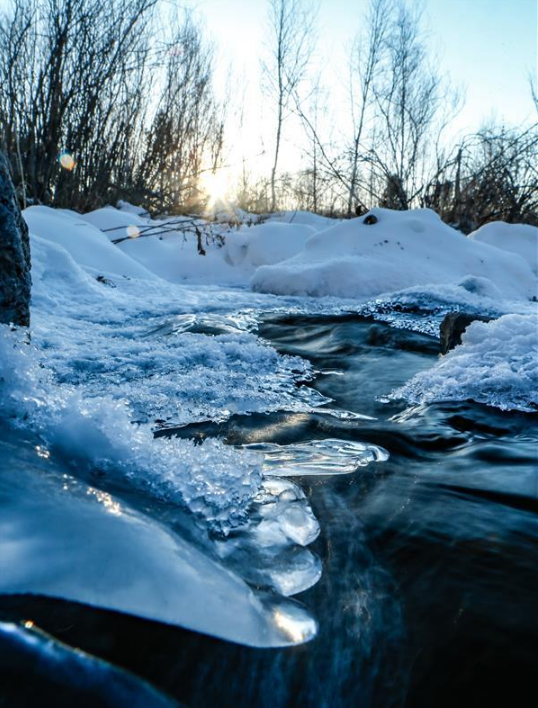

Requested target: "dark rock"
[
  {"left": 440, "top": 312, "right": 493, "bottom": 354},
  {"left": 0, "top": 152, "right": 31, "bottom": 327},
  {"left": 96, "top": 275, "right": 117, "bottom": 288}
]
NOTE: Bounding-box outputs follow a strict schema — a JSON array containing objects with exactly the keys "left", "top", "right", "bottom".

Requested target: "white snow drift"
[
  {"left": 469, "top": 221, "right": 538, "bottom": 275},
  {"left": 251, "top": 208, "right": 537, "bottom": 303}
]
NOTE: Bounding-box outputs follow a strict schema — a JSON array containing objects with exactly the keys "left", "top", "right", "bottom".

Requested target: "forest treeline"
[{"left": 0, "top": 0, "right": 536, "bottom": 232}]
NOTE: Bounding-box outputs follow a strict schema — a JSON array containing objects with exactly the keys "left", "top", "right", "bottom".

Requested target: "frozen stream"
[{"left": 1, "top": 302, "right": 537, "bottom": 707}]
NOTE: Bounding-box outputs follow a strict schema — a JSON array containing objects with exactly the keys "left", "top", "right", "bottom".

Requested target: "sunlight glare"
[{"left": 202, "top": 170, "right": 229, "bottom": 207}]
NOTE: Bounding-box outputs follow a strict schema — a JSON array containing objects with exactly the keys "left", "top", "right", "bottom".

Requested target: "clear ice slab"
[{"left": 246, "top": 438, "right": 389, "bottom": 476}]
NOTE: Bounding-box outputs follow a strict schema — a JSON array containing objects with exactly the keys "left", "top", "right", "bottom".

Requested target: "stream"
[{"left": 1, "top": 311, "right": 537, "bottom": 707}]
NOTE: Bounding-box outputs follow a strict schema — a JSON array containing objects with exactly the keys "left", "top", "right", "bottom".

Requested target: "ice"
[
  {"left": 266, "top": 547, "right": 322, "bottom": 596},
  {"left": 0, "top": 325, "right": 265, "bottom": 531},
  {"left": 250, "top": 478, "right": 321, "bottom": 547},
  {"left": 247, "top": 438, "right": 389, "bottom": 476},
  {"left": 0, "top": 427, "right": 316, "bottom": 647},
  {"left": 215, "top": 541, "right": 322, "bottom": 597},
  {"left": 391, "top": 314, "right": 538, "bottom": 412},
  {"left": 275, "top": 504, "right": 321, "bottom": 546},
  {"left": 262, "top": 595, "right": 318, "bottom": 645},
  {"left": 214, "top": 476, "right": 321, "bottom": 596}
]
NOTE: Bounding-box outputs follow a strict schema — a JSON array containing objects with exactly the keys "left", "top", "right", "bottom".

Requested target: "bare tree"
[
  {"left": 367, "top": 1, "right": 445, "bottom": 209},
  {"left": 0, "top": 0, "right": 157, "bottom": 210},
  {"left": 345, "top": 0, "right": 392, "bottom": 215},
  {"left": 137, "top": 12, "right": 224, "bottom": 213},
  {"left": 425, "top": 124, "right": 538, "bottom": 231},
  {"left": 262, "top": 0, "right": 316, "bottom": 211}
]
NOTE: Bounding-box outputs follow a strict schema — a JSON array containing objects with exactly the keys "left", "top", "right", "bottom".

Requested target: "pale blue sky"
[
  {"left": 193, "top": 0, "right": 536, "bottom": 133},
  {"left": 183, "top": 0, "right": 537, "bottom": 181}
]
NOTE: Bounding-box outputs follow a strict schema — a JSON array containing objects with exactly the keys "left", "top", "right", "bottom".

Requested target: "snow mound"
[
  {"left": 268, "top": 210, "right": 338, "bottom": 231},
  {"left": 469, "top": 221, "right": 538, "bottom": 275},
  {"left": 251, "top": 208, "right": 537, "bottom": 303},
  {"left": 78, "top": 205, "right": 150, "bottom": 235},
  {"left": 24, "top": 206, "right": 157, "bottom": 281},
  {"left": 116, "top": 199, "right": 151, "bottom": 217},
  {"left": 225, "top": 222, "right": 314, "bottom": 269},
  {"left": 78, "top": 206, "right": 318, "bottom": 285},
  {"left": 391, "top": 314, "right": 538, "bottom": 412}
]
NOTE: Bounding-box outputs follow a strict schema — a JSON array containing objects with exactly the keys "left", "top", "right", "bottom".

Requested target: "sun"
[{"left": 201, "top": 169, "right": 229, "bottom": 207}]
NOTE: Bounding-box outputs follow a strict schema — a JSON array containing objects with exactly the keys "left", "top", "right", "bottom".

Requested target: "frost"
[
  {"left": 390, "top": 314, "right": 538, "bottom": 412},
  {"left": 0, "top": 325, "right": 263, "bottom": 531}
]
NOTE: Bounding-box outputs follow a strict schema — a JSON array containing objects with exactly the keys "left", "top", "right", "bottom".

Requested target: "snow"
[
  {"left": 469, "top": 221, "right": 538, "bottom": 275},
  {"left": 251, "top": 208, "right": 537, "bottom": 304},
  {"left": 0, "top": 325, "right": 266, "bottom": 530},
  {"left": 391, "top": 314, "right": 538, "bottom": 412},
  {"left": 268, "top": 210, "right": 339, "bottom": 231},
  {"left": 78, "top": 205, "right": 150, "bottom": 235},
  {"left": 24, "top": 206, "right": 158, "bottom": 281},
  {"left": 225, "top": 221, "right": 314, "bottom": 269},
  {"left": 75, "top": 207, "right": 321, "bottom": 286}
]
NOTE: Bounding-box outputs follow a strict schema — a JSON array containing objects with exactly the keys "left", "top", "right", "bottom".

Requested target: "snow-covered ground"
[
  {"left": 9, "top": 203, "right": 538, "bottom": 435},
  {"left": 1, "top": 202, "right": 536, "bottom": 644}
]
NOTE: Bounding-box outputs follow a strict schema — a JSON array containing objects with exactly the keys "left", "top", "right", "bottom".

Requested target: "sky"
[{"left": 188, "top": 0, "right": 537, "bottom": 183}]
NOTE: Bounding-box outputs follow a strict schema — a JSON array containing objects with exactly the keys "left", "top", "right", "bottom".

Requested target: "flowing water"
[{"left": 1, "top": 312, "right": 537, "bottom": 707}]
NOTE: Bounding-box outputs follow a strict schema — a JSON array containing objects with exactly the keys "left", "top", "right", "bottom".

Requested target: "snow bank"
[
  {"left": 76, "top": 206, "right": 319, "bottom": 285},
  {"left": 268, "top": 210, "right": 338, "bottom": 231},
  {"left": 225, "top": 222, "right": 314, "bottom": 268},
  {"left": 391, "top": 314, "right": 538, "bottom": 412},
  {"left": 469, "top": 221, "right": 538, "bottom": 275},
  {"left": 24, "top": 206, "right": 157, "bottom": 281},
  {"left": 120, "top": 232, "right": 247, "bottom": 285},
  {"left": 251, "top": 208, "right": 537, "bottom": 304}
]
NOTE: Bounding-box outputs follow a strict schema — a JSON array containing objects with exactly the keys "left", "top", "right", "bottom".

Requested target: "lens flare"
[
  {"left": 58, "top": 151, "right": 76, "bottom": 171},
  {"left": 126, "top": 225, "right": 141, "bottom": 239}
]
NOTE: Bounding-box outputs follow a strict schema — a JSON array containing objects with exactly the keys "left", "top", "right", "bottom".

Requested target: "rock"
[
  {"left": 0, "top": 151, "right": 31, "bottom": 327},
  {"left": 440, "top": 312, "right": 493, "bottom": 354}
]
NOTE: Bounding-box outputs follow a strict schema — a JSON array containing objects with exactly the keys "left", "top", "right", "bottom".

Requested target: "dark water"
[{"left": 2, "top": 314, "right": 537, "bottom": 707}]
